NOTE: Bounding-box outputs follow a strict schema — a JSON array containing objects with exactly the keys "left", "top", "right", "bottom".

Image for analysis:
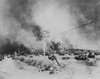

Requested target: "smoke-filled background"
[{"left": 0, "top": 0, "right": 100, "bottom": 51}]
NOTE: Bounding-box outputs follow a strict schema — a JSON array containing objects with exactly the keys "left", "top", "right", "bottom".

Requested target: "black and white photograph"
[{"left": 0, "top": 0, "right": 100, "bottom": 79}]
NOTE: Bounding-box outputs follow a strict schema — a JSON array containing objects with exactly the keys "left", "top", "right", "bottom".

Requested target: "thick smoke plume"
[
  {"left": 33, "top": 0, "right": 100, "bottom": 50},
  {"left": 0, "top": 0, "right": 42, "bottom": 50},
  {"left": 0, "top": 0, "right": 100, "bottom": 52},
  {"left": 33, "top": 0, "right": 78, "bottom": 48}
]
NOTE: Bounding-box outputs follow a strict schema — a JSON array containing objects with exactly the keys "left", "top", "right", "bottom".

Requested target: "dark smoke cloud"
[
  {"left": 8, "top": 0, "right": 42, "bottom": 40},
  {"left": 8, "top": 0, "right": 34, "bottom": 29},
  {"left": 79, "top": 1, "right": 100, "bottom": 42},
  {"left": 0, "top": 0, "right": 42, "bottom": 51},
  {"left": 8, "top": 0, "right": 28, "bottom": 21},
  {"left": 68, "top": 0, "right": 100, "bottom": 49},
  {"left": 1, "top": 0, "right": 100, "bottom": 52}
]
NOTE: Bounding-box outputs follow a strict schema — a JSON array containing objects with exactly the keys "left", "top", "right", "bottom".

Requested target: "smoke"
[
  {"left": 31, "top": 0, "right": 84, "bottom": 49},
  {"left": 68, "top": 0, "right": 100, "bottom": 50},
  {"left": 32, "top": 0, "right": 77, "bottom": 46},
  {"left": 0, "top": 0, "right": 100, "bottom": 52},
  {"left": 32, "top": 0, "right": 100, "bottom": 50},
  {"left": 0, "top": 0, "right": 42, "bottom": 50}
]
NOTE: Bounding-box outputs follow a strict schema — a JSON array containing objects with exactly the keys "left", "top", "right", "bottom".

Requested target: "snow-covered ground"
[{"left": 0, "top": 57, "right": 100, "bottom": 79}]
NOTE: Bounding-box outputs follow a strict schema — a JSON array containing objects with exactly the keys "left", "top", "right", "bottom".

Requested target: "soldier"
[{"left": 48, "top": 41, "right": 61, "bottom": 66}]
